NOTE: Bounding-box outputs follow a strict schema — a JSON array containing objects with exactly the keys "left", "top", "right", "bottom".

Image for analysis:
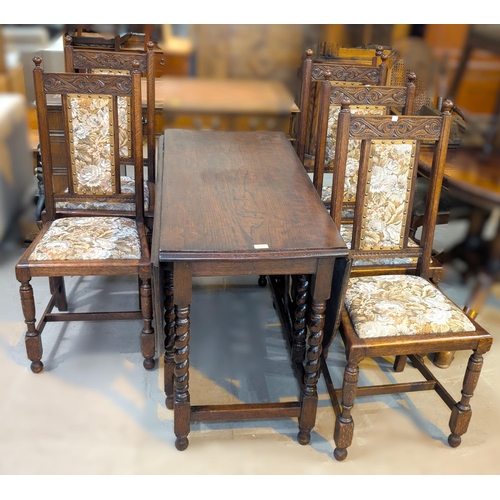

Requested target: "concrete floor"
[{"left": 1, "top": 216, "right": 500, "bottom": 478}]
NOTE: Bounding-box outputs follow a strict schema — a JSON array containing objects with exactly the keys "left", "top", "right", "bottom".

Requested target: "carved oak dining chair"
[
  {"left": 63, "top": 35, "right": 157, "bottom": 232},
  {"left": 15, "top": 58, "right": 155, "bottom": 373},
  {"left": 311, "top": 72, "right": 444, "bottom": 284},
  {"left": 320, "top": 100, "right": 493, "bottom": 461}
]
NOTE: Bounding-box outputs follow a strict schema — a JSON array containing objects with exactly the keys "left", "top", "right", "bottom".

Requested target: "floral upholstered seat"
[
  {"left": 28, "top": 217, "right": 141, "bottom": 261},
  {"left": 344, "top": 275, "right": 476, "bottom": 339}
]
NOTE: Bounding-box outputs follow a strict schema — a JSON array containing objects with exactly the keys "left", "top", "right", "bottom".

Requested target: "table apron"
[{"left": 165, "top": 257, "right": 337, "bottom": 276}]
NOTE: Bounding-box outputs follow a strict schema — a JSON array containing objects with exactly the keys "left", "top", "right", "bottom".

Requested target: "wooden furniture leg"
[
  {"left": 298, "top": 258, "right": 333, "bottom": 445},
  {"left": 173, "top": 262, "right": 192, "bottom": 451},
  {"left": 448, "top": 349, "right": 486, "bottom": 447},
  {"left": 163, "top": 265, "right": 176, "bottom": 410},
  {"left": 333, "top": 361, "right": 359, "bottom": 461},
  {"left": 140, "top": 276, "right": 155, "bottom": 370},
  {"left": 49, "top": 277, "right": 67, "bottom": 311},
  {"left": 292, "top": 274, "right": 310, "bottom": 364},
  {"left": 20, "top": 279, "right": 43, "bottom": 373}
]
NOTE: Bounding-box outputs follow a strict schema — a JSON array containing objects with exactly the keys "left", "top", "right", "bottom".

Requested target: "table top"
[
  {"left": 154, "top": 129, "right": 346, "bottom": 262},
  {"left": 419, "top": 147, "right": 500, "bottom": 209}
]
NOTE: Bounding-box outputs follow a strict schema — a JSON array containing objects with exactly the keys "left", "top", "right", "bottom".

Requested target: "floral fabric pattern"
[
  {"left": 68, "top": 94, "right": 115, "bottom": 195},
  {"left": 29, "top": 217, "right": 141, "bottom": 261},
  {"left": 90, "top": 69, "right": 131, "bottom": 158},
  {"left": 360, "top": 141, "right": 415, "bottom": 249},
  {"left": 345, "top": 275, "right": 476, "bottom": 338},
  {"left": 55, "top": 176, "right": 150, "bottom": 212},
  {"left": 340, "top": 224, "right": 418, "bottom": 266},
  {"left": 325, "top": 105, "right": 386, "bottom": 203}
]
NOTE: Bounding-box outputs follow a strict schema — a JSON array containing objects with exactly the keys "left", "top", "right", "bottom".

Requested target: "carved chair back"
[
  {"left": 296, "top": 47, "right": 390, "bottom": 164},
  {"left": 311, "top": 72, "right": 416, "bottom": 208},
  {"left": 33, "top": 57, "right": 144, "bottom": 223},
  {"left": 328, "top": 100, "right": 453, "bottom": 279}
]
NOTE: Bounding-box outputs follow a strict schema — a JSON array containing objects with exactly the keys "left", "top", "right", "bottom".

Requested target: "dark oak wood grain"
[{"left": 158, "top": 130, "right": 345, "bottom": 260}]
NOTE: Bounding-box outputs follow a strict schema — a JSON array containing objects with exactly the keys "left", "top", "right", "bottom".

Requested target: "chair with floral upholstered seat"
[
  {"left": 15, "top": 57, "right": 155, "bottom": 373},
  {"left": 316, "top": 99, "right": 493, "bottom": 461}
]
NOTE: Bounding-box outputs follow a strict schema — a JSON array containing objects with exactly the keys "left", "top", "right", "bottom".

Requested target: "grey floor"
[{"left": 1, "top": 212, "right": 500, "bottom": 477}]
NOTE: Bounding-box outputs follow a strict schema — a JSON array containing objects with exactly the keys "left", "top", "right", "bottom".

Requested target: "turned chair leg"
[
  {"left": 20, "top": 279, "right": 44, "bottom": 373},
  {"left": 448, "top": 350, "right": 484, "bottom": 447},
  {"left": 49, "top": 276, "right": 67, "bottom": 311},
  {"left": 393, "top": 355, "right": 407, "bottom": 372},
  {"left": 140, "top": 277, "right": 155, "bottom": 370},
  {"left": 334, "top": 361, "right": 359, "bottom": 461}
]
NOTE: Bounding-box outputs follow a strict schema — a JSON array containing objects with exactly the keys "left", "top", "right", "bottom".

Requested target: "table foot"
[{"left": 175, "top": 437, "right": 189, "bottom": 451}]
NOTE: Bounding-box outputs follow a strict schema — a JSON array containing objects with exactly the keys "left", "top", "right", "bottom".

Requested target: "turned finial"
[
  {"left": 33, "top": 56, "right": 42, "bottom": 68},
  {"left": 375, "top": 46, "right": 383, "bottom": 57},
  {"left": 132, "top": 60, "right": 141, "bottom": 74},
  {"left": 381, "top": 53, "right": 388, "bottom": 63},
  {"left": 442, "top": 99, "right": 454, "bottom": 113},
  {"left": 65, "top": 35, "right": 73, "bottom": 46},
  {"left": 324, "top": 70, "right": 332, "bottom": 81},
  {"left": 408, "top": 72, "right": 417, "bottom": 84},
  {"left": 146, "top": 41, "right": 154, "bottom": 51},
  {"left": 305, "top": 49, "right": 313, "bottom": 59},
  {"left": 340, "top": 99, "right": 351, "bottom": 110}
]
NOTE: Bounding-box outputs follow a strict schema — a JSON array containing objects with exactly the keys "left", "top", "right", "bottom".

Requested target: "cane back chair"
[
  {"left": 320, "top": 100, "right": 493, "bottom": 461},
  {"left": 63, "top": 34, "right": 157, "bottom": 230},
  {"left": 15, "top": 58, "right": 156, "bottom": 373}
]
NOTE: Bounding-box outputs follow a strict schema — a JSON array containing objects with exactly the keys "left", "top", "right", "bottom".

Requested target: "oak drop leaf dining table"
[{"left": 151, "top": 129, "right": 348, "bottom": 450}]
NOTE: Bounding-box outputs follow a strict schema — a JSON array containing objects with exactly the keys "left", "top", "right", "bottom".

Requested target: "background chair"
[
  {"left": 319, "top": 100, "right": 493, "bottom": 461},
  {"left": 311, "top": 72, "right": 444, "bottom": 284},
  {"left": 62, "top": 35, "right": 157, "bottom": 232},
  {"left": 295, "top": 47, "right": 389, "bottom": 167},
  {"left": 15, "top": 58, "right": 155, "bottom": 373}
]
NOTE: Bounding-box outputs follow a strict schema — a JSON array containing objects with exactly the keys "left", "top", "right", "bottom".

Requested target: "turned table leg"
[
  {"left": 298, "top": 258, "right": 334, "bottom": 445},
  {"left": 163, "top": 265, "right": 176, "bottom": 409},
  {"left": 292, "top": 274, "right": 310, "bottom": 364},
  {"left": 173, "top": 262, "right": 192, "bottom": 451}
]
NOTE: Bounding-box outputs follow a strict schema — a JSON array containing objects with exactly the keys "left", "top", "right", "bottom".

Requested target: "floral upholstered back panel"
[
  {"left": 359, "top": 140, "right": 415, "bottom": 250},
  {"left": 68, "top": 94, "right": 116, "bottom": 195},
  {"left": 90, "top": 69, "right": 131, "bottom": 159},
  {"left": 326, "top": 105, "right": 386, "bottom": 203}
]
